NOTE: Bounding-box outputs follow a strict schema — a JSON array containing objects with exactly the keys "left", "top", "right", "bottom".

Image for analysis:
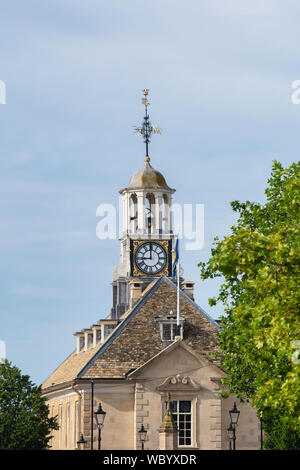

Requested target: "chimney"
[
  {"left": 181, "top": 279, "right": 195, "bottom": 301},
  {"left": 129, "top": 280, "right": 143, "bottom": 309}
]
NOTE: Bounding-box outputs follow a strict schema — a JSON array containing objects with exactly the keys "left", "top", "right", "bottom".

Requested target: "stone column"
[{"left": 159, "top": 393, "right": 178, "bottom": 450}]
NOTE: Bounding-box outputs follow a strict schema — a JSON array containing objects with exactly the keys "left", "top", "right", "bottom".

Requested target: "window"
[
  {"left": 155, "top": 315, "right": 184, "bottom": 343},
  {"left": 165, "top": 400, "right": 192, "bottom": 447},
  {"left": 96, "top": 329, "right": 102, "bottom": 342},
  {"left": 162, "top": 323, "right": 181, "bottom": 342},
  {"left": 104, "top": 324, "right": 114, "bottom": 338},
  {"left": 87, "top": 333, "right": 93, "bottom": 348}
]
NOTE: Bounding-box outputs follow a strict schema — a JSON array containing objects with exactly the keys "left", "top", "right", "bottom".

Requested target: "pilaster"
[
  {"left": 209, "top": 398, "right": 222, "bottom": 450},
  {"left": 134, "top": 383, "right": 149, "bottom": 450}
]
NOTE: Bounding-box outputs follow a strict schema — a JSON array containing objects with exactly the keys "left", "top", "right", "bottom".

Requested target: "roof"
[
  {"left": 42, "top": 276, "right": 221, "bottom": 391},
  {"left": 120, "top": 157, "right": 175, "bottom": 192}
]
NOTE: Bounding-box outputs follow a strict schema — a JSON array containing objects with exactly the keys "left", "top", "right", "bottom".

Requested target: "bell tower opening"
[
  {"left": 145, "top": 193, "right": 155, "bottom": 234},
  {"left": 129, "top": 193, "right": 138, "bottom": 234}
]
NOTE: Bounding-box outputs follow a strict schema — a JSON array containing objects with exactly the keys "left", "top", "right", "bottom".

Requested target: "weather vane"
[{"left": 133, "top": 89, "right": 162, "bottom": 157}]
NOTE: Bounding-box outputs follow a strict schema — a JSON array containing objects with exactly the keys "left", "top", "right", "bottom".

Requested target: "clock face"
[{"left": 135, "top": 242, "right": 167, "bottom": 275}]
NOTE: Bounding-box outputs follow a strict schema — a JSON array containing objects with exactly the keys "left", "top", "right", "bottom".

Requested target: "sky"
[{"left": 0, "top": 0, "right": 299, "bottom": 385}]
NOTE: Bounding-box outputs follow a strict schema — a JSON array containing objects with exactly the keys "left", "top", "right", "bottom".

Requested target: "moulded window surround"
[
  {"left": 162, "top": 396, "right": 198, "bottom": 448},
  {"left": 171, "top": 400, "right": 192, "bottom": 447}
]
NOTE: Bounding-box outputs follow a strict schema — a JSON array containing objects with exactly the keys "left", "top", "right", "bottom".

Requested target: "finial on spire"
[{"left": 133, "top": 89, "right": 162, "bottom": 157}]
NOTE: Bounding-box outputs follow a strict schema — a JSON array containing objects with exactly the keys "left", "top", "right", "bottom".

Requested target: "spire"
[{"left": 133, "top": 89, "right": 162, "bottom": 158}]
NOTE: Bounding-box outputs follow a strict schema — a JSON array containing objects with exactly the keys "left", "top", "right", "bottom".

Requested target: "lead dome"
[{"left": 125, "top": 156, "right": 173, "bottom": 191}]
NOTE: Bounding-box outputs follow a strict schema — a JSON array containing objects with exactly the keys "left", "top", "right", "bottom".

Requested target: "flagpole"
[{"left": 177, "top": 239, "right": 180, "bottom": 327}]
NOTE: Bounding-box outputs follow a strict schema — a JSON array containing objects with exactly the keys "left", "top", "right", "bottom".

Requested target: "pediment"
[{"left": 128, "top": 339, "right": 206, "bottom": 380}]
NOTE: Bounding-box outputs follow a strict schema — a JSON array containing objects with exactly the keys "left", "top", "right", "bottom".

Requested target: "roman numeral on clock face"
[{"left": 135, "top": 242, "right": 167, "bottom": 275}]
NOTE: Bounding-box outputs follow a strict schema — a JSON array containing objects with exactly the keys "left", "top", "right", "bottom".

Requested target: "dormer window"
[
  {"left": 74, "top": 332, "right": 84, "bottom": 354},
  {"left": 162, "top": 323, "right": 181, "bottom": 341},
  {"left": 104, "top": 324, "right": 114, "bottom": 339},
  {"left": 87, "top": 333, "right": 93, "bottom": 348},
  {"left": 155, "top": 314, "right": 184, "bottom": 344}
]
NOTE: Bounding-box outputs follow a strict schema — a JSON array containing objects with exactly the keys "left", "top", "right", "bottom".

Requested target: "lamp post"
[
  {"left": 77, "top": 434, "right": 87, "bottom": 450},
  {"left": 138, "top": 424, "right": 147, "bottom": 450},
  {"left": 94, "top": 403, "right": 106, "bottom": 451},
  {"left": 227, "top": 423, "right": 234, "bottom": 450},
  {"left": 228, "top": 402, "right": 240, "bottom": 451}
]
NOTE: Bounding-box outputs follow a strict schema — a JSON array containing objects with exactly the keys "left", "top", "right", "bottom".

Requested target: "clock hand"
[{"left": 142, "top": 245, "right": 153, "bottom": 261}]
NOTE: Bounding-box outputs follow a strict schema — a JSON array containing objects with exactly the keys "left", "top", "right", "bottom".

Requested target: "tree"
[
  {"left": 199, "top": 161, "right": 300, "bottom": 448},
  {"left": 0, "top": 360, "right": 58, "bottom": 449}
]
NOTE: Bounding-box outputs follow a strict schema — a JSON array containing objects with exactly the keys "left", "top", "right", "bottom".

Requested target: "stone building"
[{"left": 42, "top": 96, "right": 260, "bottom": 450}]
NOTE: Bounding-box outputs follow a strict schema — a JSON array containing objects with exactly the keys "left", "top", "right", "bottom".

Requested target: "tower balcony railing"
[{"left": 122, "top": 228, "right": 174, "bottom": 237}]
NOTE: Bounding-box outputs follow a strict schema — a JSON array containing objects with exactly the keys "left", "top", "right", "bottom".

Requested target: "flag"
[{"left": 172, "top": 239, "right": 179, "bottom": 277}]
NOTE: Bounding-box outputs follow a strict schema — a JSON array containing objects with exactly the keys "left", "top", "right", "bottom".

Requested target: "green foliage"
[
  {"left": 199, "top": 161, "right": 300, "bottom": 444},
  {"left": 0, "top": 360, "right": 58, "bottom": 449},
  {"left": 262, "top": 409, "right": 300, "bottom": 450}
]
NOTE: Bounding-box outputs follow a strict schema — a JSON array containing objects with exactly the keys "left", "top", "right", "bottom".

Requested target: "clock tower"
[{"left": 111, "top": 90, "right": 176, "bottom": 319}]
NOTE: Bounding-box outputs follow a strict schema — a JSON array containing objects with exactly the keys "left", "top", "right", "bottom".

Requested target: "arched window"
[
  {"left": 162, "top": 194, "right": 169, "bottom": 232},
  {"left": 145, "top": 193, "right": 155, "bottom": 233},
  {"left": 129, "top": 194, "right": 137, "bottom": 233}
]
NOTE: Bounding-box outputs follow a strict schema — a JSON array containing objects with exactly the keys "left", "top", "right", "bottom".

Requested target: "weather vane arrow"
[{"left": 133, "top": 89, "right": 162, "bottom": 157}]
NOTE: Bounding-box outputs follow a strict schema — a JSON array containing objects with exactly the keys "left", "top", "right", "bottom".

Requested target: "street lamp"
[
  {"left": 228, "top": 402, "right": 240, "bottom": 450},
  {"left": 94, "top": 403, "right": 106, "bottom": 451},
  {"left": 227, "top": 423, "right": 234, "bottom": 450},
  {"left": 229, "top": 402, "right": 240, "bottom": 426},
  {"left": 138, "top": 424, "right": 147, "bottom": 450},
  {"left": 77, "top": 434, "right": 87, "bottom": 450}
]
